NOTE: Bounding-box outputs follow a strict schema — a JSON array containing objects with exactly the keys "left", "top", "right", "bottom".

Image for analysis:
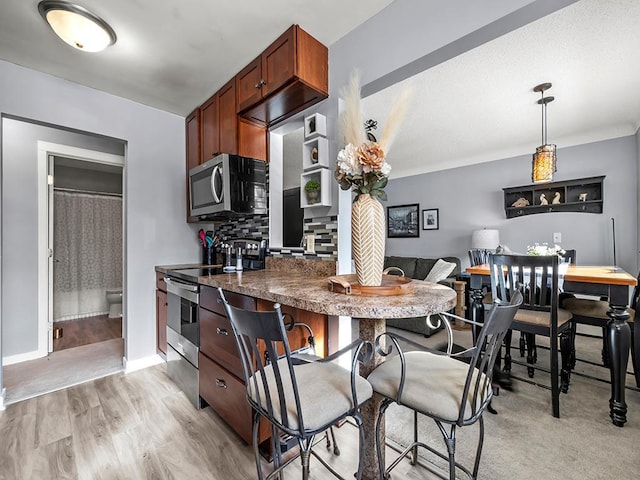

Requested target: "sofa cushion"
[
  {"left": 384, "top": 256, "right": 417, "bottom": 278},
  {"left": 414, "top": 258, "right": 437, "bottom": 280},
  {"left": 425, "top": 259, "right": 457, "bottom": 283}
]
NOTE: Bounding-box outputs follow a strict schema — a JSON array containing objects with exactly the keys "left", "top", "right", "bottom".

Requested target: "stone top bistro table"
[
  {"left": 466, "top": 263, "right": 637, "bottom": 427},
  {"left": 197, "top": 269, "right": 457, "bottom": 480}
]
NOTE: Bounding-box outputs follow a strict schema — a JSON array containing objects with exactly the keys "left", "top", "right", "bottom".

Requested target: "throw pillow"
[{"left": 425, "top": 258, "right": 456, "bottom": 283}]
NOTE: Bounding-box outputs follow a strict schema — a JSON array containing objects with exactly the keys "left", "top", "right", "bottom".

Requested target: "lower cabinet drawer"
[
  {"left": 199, "top": 307, "right": 243, "bottom": 379},
  {"left": 199, "top": 352, "right": 253, "bottom": 444}
]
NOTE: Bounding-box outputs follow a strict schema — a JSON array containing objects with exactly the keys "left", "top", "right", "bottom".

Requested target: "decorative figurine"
[
  {"left": 552, "top": 192, "right": 561, "bottom": 204},
  {"left": 579, "top": 193, "right": 588, "bottom": 202},
  {"left": 540, "top": 193, "right": 548, "bottom": 205},
  {"left": 511, "top": 197, "right": 530, "bottom": 207}
]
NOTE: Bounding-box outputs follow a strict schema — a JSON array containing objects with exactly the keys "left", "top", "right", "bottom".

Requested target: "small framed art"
[
  {"left": 387, "top": 203, "right": 420, "bottom": 238},
  {"left": 422, "top": 208, "right": 439, "bottom": 230}
]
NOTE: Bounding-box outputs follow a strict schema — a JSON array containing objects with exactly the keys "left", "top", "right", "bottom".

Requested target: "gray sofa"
[{"left": 384, "top": 255, "right": 461, "bottom": 337}]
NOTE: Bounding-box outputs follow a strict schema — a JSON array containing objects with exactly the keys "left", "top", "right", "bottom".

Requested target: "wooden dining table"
[{"left": 466, "top": 263, "right": 637, "bottom": 426}]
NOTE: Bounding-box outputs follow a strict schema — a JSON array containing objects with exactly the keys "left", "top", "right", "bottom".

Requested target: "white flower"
[
  {"left": 380, "top": 161, "right": 392, "bottom": 176},
  {"left": 337, "top": 143, "right": 362, "bottom": 176}
]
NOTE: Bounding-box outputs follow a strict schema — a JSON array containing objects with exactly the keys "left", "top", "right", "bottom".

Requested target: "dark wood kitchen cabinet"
[
  {"left": 199, "top": 286, "right": 267, "bottom": 444},
  {"left": 198, "top": 78, "right": 267, "bottom": 163},
  {"left": 237, "top": 25, "right": 329, "bottom": 126},
  {"left": 200, "top": 94, "right": 219, "bottom": 162},
  {"left": 185, "top": 109, "right": 200, "bottom": 223},
  {"left": 198, "top": 286, "right": 328, "bottom": 445},
  {"left": 155, "top": 272, "right": 167, "bottom": 355}
]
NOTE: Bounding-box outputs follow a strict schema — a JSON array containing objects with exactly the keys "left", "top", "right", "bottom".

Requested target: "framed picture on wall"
[
  {"left": 422, "top": 208, "right": 439, "bottom": 230},
  {"left": 387, "top": 204, "right": 420, "bottom": 238}
]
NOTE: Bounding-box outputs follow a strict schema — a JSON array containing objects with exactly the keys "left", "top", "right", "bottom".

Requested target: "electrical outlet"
[
  {"left": 305, "top": 234, "right": 315, "bottom": 254},
  {"left": 553, "top": 232, "right": 562, "bottom": 243}
]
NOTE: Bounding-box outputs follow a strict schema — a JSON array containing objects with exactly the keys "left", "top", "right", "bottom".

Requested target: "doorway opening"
[{"left": 50, "top": 155, "right": 124, "bottom": 352}]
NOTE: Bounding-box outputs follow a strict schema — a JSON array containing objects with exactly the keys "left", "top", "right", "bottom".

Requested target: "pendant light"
[
  {"left": 531, "top": 82, "right": 556, "bottom": 183},
  {"left": 38, "top": 1, "right": 117, "bottom": 52}
]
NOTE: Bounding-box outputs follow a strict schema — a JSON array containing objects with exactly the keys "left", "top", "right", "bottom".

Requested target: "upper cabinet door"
[
  {"left": 218, "top": 78, "right": 238, "bottom": 155},
  {"left": 185, "top": 109, "right": 200, "bottom": 223},
  {"left": 200, "top": 94, "right": 219, "bottom": 162},
  {"left": 237, "top": 56, "right": 263, "bottom": 113},
  {"left": 261, "top": 27, "right": 295, "bottom": 98}
]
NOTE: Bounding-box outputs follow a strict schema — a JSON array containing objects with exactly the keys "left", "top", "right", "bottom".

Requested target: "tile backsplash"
[{"left": 206, "top": 214, "right": 338, "bottom": 259}]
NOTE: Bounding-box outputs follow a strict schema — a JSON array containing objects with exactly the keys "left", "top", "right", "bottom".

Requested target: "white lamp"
[
  {"left": 38, "top": 1, "right": 117, "bottom": 52},
  {"left": 471, "top": 229, "right": 500, "bottom": 251}
]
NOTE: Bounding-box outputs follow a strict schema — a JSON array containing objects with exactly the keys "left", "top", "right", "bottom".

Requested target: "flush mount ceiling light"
[
  {"left": 38, "top": 1, "right": 116, "bottom": 52},
  {"left": 531, "top": 82, "right": 556, "bottom": 183}
]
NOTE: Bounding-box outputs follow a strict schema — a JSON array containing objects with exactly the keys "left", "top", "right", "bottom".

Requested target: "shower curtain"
[{"left": 53, "top": 191, "right": 123, "bottom": 321}]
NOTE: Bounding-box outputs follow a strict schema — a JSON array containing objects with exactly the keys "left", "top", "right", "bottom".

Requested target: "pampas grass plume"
[
  {"left": 339, "top": 72, "right": 366, "bottom": 147},
  {"left": 378, "top": 86, "right": 412, "bottom": 154}
]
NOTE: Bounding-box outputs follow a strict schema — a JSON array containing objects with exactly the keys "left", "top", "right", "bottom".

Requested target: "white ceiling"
[
  {"left": 0, "top": 0, "right": 394, "bottom": 116},
  {"left": 362, "top": 0, "right": 640, "bottom": 178},
  {"left": 1, "top": 1, "right": 638, "bottom": 179}
]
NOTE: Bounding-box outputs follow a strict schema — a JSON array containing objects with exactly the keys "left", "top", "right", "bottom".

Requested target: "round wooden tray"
[{"left": 328, "top": 274, "right": 414, "bottom": 296}]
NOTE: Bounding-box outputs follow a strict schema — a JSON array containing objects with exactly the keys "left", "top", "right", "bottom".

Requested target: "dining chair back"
[
  {"left": 489, "top": 254, "right": 574, "bottom": 417},
  {"left": 217, "top": 288, "right": 372, "bottom": 480}
]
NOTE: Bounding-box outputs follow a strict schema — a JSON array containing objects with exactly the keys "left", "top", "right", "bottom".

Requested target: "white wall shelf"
[
  {"left": 304, "top": 113, "right": 327, "bottom": 139},
  {"left": 300, "top": 168, "right": 332, "bottom": 208},
  {"left": 303, "top": 137, "right": 329, "bottom": 171}
]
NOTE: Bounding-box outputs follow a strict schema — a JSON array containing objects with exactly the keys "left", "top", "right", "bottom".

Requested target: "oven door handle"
[
  {"left": 164, "top": 277, "right": 199, "bottom": 292},
  {"left": 164, "top": 277, "right": 199, "bottom": 304}
]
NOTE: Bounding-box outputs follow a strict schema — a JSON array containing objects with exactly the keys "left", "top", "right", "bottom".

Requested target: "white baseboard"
[
  {"left": 0, "top": 388, "right": 6, "bottom": 411},
  {"left": 2, "top": 349, "right": 46, "bottom": 366},
  {"left": 123, "top": 354, "right": 165, "bottom": 373}
]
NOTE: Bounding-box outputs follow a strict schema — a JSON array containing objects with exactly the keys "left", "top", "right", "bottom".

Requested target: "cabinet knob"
[
  {"left": 215, "top": 379, "right": 227, "bottom": 389},
  {"left": 255, "top": 82, "right": 261, "bottom": 89}
]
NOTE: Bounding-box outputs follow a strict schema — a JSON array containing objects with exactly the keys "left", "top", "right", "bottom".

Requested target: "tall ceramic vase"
[{"left": 351, "top": 194, "right": 385, "bottom": 286}]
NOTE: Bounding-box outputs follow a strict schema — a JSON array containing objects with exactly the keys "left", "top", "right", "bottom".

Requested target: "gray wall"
[
  {"left": 0, "top": 59, "right": 198, "bottom": 370},
  {"left": 384, "top": 135, "right": 638, "bottom": 275}
]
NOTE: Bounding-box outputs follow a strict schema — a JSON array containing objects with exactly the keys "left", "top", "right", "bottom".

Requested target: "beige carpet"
[
  {"left": 384, "top": 326, "right": 640, "bottom": 480},
  {"left": 3, "top": 338, "right": 124, "bottom": 405}
]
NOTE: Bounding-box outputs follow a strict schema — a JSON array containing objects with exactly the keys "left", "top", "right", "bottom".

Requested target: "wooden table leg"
[
  {"left": 358, "top": 317, "right": 386, "bottom": 480},
  {"left": 606, "top": 305, "right": 631, "bottom": 427}
]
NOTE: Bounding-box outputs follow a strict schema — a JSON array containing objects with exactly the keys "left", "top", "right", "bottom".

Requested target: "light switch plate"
[{"left": 306, "top": 234, "right": 315, "bottom": 254}]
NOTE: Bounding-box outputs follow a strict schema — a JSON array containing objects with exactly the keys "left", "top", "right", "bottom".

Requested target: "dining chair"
[
  {"left": 217, "top": 288, "right": 373, "bottom": 480},
  {"left": 489, "top": 254, "right": 574, "bottom": 417},
  {"left": 561, "top": 271, "right": 639, "bottom": 388},
  {"left": 368, "top": 291, "right": 523, "bottom": 480}
]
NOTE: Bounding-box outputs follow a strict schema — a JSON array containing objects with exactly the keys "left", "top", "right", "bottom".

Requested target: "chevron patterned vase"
[{"left": 351, "top": 194, "right": 385, "bottom": 286}]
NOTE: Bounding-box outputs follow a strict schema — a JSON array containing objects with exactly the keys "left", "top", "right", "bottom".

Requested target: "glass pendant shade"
[
  {"left": 38, "top": 1, "right": 116, "bottom": 52},
  {"left": 532, "top": 144, "right": 556, "bottom": 183}
]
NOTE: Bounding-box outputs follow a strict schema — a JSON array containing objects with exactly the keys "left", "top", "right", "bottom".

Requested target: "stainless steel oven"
[{"left": 164, "top": 276, "right": 201, "bottom": 408}]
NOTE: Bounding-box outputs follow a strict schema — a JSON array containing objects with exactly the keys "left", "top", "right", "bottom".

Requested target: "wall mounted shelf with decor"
[
  {"left": 304, "top": 113, "right": 327, "bottom": 139},
  {"left": 301, "top": 168, "right": 331, "bottom": 208},
  {"left": 302, "top": 136, "right": 329, "bottom": 171},
  {"left": 503, "top": 176, "right": 605, "bottom": 218}
]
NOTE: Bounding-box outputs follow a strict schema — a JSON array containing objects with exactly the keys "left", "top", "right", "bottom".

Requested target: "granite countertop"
[{"left": 196, "top": 270, "right": 456, "bottom": 319}]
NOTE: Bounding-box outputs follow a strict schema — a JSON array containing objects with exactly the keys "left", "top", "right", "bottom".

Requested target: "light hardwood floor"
[{"left": 0, "top": 364, "right": 439, "bottom": 480}]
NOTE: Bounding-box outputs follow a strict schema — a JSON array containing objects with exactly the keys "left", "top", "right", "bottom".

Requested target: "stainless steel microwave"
[{"left": 189, "top": 153, "right": 267, "bottom": 219}]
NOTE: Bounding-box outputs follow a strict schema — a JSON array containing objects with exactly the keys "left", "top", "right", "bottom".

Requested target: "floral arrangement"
[
  {"left": 335, "top": 73, "right": 410, "bottom": 201},
  {"left": 526, "top": 243, "right": 566, "bottom": 257}
]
